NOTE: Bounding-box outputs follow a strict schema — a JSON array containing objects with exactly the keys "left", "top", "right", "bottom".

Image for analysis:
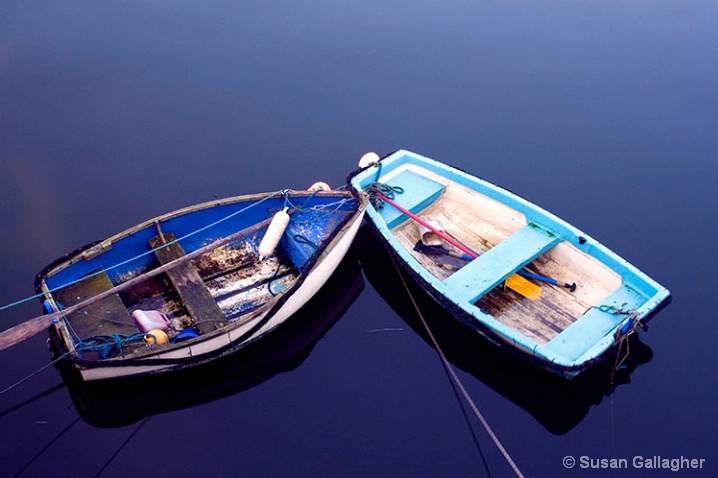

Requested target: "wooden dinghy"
[
  {"left": 348, "top": 150, "right": 670, "bottom": 378},
  {"left": 22, "top": 189, "right": 366, "bottom": 381}
]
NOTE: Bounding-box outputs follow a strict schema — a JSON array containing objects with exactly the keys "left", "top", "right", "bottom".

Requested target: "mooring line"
[
  {"left": 441, "top": 357, "right": 494, "bottom": 478},
  {"left": 0, "top": 352, "right": 72, "bottom": 397},
  {"left": 94, "top": 416, "right": 151, "bottom": 478},
  {"left": 12, "top": 415, "right": 81, "bottom": 478},
  {"left": 0, "top": 382, "right": 65, "bottom": 419},
  {"left": 389, "top": 254, "right": 525, "bottom": 478}
]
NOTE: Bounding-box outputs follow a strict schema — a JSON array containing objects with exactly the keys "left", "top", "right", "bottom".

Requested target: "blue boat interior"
[{"left": 40, "top": 193, "right": 356, "bottom": 357}]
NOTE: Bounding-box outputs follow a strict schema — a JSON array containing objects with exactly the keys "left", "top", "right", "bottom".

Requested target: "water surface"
[{"left": 1, "top": 2, "right": 716, "bottom": 477}]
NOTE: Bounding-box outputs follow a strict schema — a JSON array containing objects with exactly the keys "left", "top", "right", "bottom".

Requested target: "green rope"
[
  {"left": 298, "top": 189, "right": 320, "bottom": 211},
  {"left": 597, "top": 303, "right": 634, "bottom": 315},
  {"left": 74, "top": 333, "right": 147, "bottom": 359},
  {"left": 364, "top": 182, "right": 404, "bottom": 209},
  {"left": 293, "top": 234, "right": 319, "bottom": 250}
]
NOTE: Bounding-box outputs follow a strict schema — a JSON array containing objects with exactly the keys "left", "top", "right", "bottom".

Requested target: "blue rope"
[{"left": 280, "top": 189, "right": 321, "bottom": 212}]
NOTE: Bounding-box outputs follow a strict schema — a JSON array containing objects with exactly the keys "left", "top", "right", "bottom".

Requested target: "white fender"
[
  {"left": 308, "top": 181, "right": 331, "bottom": 192},
  {"left": 358, "top": 152, "right": 380, "bottom": 169},
  {"left": 258, "top": 207, "right": 290, "bottom": 260}
]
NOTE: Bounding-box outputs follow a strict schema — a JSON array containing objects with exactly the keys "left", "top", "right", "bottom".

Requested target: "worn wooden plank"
[
  {"left": 474, "top": 243, "right": 623, "bottom": 345},
  {"left": 391, "top": 170, "right": 526, "bottom": 281},
  {"left": 475, "top": 286, "right": 576, "bottom": 345},
  {"left": 53, "top": 270, "right": 135, "bottom": 339},
  {"left": 149, "top": 232, "right": 226, "bottom": 334},
  {"left": 217, "top": 273, "right": 296, "bottom": 321},
  {"left": 528, "top": 241, "right": 622, "bottom": 315},
  {"left": 443, "top": 225, "right": 559, "bottom": 303},
  {"left": 387, "top": 164, "right": 526, "bottom": 250}
]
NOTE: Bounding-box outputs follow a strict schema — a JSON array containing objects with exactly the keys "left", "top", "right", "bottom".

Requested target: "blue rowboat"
[
  {"left": 31, "top": 189, "right": 367, "bottom": 380},
  {"left": 348, "top": 150, "right": 670, "bottom": 378}
]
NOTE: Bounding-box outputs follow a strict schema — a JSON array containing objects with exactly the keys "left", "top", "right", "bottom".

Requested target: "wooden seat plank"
[
  {"left": 150, "top": 232, "right": 226, "bottom": 333},
  {"left": 53, "top": 270, "right": 135, "bottom": 339},
  {"left": 379, "top": 169, "right": 446, "bottom": 228},
  {"left": 443, "top": 225, "right": 560, "bottom": 304}
]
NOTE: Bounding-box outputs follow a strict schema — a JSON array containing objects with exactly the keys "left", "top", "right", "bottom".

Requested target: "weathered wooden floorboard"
[{"left": 475, "top": 276, "right": 583, "bottom": 345}]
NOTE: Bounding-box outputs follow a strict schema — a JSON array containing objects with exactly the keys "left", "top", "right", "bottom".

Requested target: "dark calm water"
[{"left": 1, "top": 2, "right": 717, "bottom": 477}]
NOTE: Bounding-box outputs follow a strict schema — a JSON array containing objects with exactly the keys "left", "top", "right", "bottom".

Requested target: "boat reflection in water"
[
  {"left": 58, "top": 253, "right": 364, "bottom": 428},
  {"left": 355, "top": 228, "right": 652, "bottom": 435}
]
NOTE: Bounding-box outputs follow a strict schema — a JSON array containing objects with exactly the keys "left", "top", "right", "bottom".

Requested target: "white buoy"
[
  {"left": 358, "top": 152, "right": 380, "bottom": 169},
  {"left": 258, "top": 207, "right": 290, "bottom": 260},
  {"left": 307, "top": 181, "right": 331, "bottom": 192}
]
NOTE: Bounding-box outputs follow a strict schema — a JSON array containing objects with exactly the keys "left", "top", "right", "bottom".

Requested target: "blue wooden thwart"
[
  {"left": 379, "top": 169, "right": 445, "bottom": 228},
  {"left": 443, "top": 225, "right": 559, "bottom": 304}
]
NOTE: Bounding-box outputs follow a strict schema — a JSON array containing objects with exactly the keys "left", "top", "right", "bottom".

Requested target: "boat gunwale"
[{"left": 36, "top": 190, "right": 356, "bottom": 281}]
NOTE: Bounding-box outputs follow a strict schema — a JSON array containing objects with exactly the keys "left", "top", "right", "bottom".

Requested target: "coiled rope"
[
  {"left": 74, "top": 333, "right": 147, "bottom": 359},
  {"left": 388, "top": 253, "right": 525, "bottom": 478},
  {"left": 595, "top": 302, "right": 641, "bottom": 375},
  {"left": 364, "top": 182, "right": 403, "bottom": 209}
]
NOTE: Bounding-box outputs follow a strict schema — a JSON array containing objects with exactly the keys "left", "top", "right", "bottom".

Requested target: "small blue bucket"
[{"left": 172, "top": 328, "right": 200, "bottom": 344}]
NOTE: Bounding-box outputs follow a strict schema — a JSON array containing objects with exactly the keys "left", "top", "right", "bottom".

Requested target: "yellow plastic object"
[
  {"left": 144, "top": 329, "right": 169, "bottom": 345},
  {"left": 505, "top": 274, "right": 542, "bottom": 301}
]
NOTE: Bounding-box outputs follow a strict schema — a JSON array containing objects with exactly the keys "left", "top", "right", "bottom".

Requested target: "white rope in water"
[{"left": 390, "top": 255, "right": 526, "bottom": 478}]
